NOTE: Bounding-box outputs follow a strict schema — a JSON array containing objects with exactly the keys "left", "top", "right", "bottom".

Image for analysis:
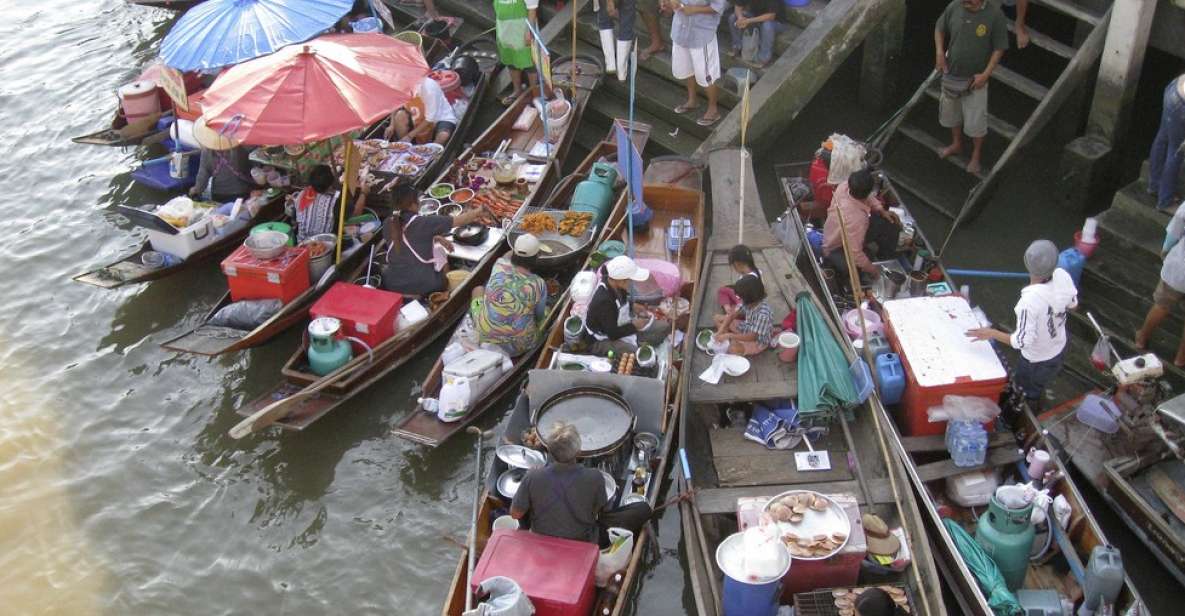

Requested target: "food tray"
[{"left": 762, "top": 490, "right": 852, "bottom": 561}]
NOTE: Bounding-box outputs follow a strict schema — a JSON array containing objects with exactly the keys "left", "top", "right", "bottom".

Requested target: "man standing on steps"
[
  {"left": 668, "top": 0, "right": 726, "bottom": 127},
  {"left": 1136, "top": 203, "right": 1185, "bottom": 367},
  {"left": 597, "top": 0, "right": 637, "bottom": 82},
  {"left": 934, "top": 0, "right": 1008, "bottom": 175}
]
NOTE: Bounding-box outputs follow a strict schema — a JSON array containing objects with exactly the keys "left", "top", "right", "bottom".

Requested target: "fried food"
[
  {"left": 558, "top": 211, "right": 593, "bottom": 236},
  {"left": 520, "top": 212, "right": 557, "bottom": 235}
]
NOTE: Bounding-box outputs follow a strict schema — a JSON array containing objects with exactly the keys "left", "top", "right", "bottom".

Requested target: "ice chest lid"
[
  {"left": 472, "top": 529, "right": 598, "bottom": 600},
  {"left": 312, "top": 282, "right": 403, "bottom": 322},
  {"left": 883, "top": 296, "right": 1006, "bottom": 387},
  {"left": 444, "top": 349, "right": 505, "bottom": 378}
]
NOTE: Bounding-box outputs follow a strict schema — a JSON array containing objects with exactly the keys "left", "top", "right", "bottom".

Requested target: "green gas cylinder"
[
  {"left": 570, "top": 162, "right": 618, "bottom": 228},
  {"left": 307, "top": 317, "right": 353, "bottom": 376},
  {"left": 974, "top": 496, "right": 1035, "bottom": 591}
]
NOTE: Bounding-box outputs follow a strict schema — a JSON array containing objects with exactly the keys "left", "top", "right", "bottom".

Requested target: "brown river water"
[{"left": 2, "top": 1, "right": 1178, "bottom": 614}]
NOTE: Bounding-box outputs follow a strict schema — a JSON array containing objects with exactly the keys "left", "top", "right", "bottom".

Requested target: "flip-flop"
[
  {"left": 674, "top": 103, "right": 698, "bottom": 114},
  {"left": 500, "top": 93, "right": 519, "bottom": 106},
  {"left": 696, "top": 114, "right": 720, "bottom": 126}
]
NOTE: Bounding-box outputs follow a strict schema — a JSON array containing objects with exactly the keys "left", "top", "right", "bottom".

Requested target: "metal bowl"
[
  {"left": 505, "top": 210, "right": 598, "bottom": 269},
  {"left": 497, "top": 468, "right": 527, "bottom": 500},
  {"left": 762, "top": 490, "right": 852, "bottom": 561},
  {"left": 245, "top": 230, "right": 288, "bottom": 260},
  {"left": 601, "top": 470, "right": 618, "bottom": 501},
  {"left": 532, "top": 387, "right": 635, "bottom": 458}
]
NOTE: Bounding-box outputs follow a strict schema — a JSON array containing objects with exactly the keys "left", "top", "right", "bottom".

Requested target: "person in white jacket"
[{"left": 966, "top": 239, "right": 1078, "bottom": 409}]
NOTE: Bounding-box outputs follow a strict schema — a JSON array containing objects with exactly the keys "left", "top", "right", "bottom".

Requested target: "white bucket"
[
  {"left": 119, "top": 80, "right": 160, "bottom": 123},
  {"left": 544, "top": 99, "right": 572, "bottom": 143},
  {"left": 492, "top": 515, "right": 520, "bottom": 531}
]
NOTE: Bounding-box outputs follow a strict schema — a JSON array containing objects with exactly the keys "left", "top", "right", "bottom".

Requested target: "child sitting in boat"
[
  {"left": 717, "top": 244, "right": 762, "bottom": 314},
  {"left": 713, "top": 275, "right": 772, "bottom": 356},
  {"left": 468, "top": 234, "right": 551, "bottom": 356},
  {"left": 380, "top": 183, "right": 489, "bottom": 298},
  {"left": 383, "top": 76, "right": 458, "bottom": 146},
  {"left": 291, "top": 165, "right": 370, "bottom": 243}
]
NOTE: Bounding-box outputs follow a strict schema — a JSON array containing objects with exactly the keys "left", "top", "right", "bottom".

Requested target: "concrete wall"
[{"left": 1081, "top": 0, "right": 1185, "bottom": 59}]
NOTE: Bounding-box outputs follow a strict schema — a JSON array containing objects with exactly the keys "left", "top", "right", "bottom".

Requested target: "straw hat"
[
  {"left": 193, "top": 115, "right": 240, "bottom": 151},
  {"left": 862, "top": 513, "right": 900, "bottom": 557}
]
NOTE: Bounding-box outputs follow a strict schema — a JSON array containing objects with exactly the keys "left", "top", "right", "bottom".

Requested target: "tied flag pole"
[
  {"left": 626, "top": 40, "right": 638, "bottom": 258},
  {"left": 737, "top": 71, "right": 751, "bottom": 245},
  {"left": 335, "top": 138, "right": 352, "bottom": 264}
]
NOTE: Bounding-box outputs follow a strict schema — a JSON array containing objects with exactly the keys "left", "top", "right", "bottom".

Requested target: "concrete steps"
[{"left": 1095, "top": 182, "right": 1166, "bottom": 258}]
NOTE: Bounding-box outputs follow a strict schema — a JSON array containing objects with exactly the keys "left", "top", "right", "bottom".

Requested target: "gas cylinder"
[
  {"left": 307, "top": 317, "right": 353, "bottom": 376},
  {"left": 570, "top": 162, "right": 618, "bottom": 227},
  {"left": 974, "top": 496, "right": 1036, "bottom": 591}
]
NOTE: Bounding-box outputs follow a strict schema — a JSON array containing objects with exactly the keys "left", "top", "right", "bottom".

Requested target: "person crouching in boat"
[
  {"left": 716, "top": 243, "right": 762, "bottom": 314},
  {"left": 584, "top": 255, "right": 672, "bottom": 356},
  {"left": 511, "top": 422, "right": 652, "bottom": 547},
  {"left": 469, "top": 234, "right": 551, "bottom": 356},
  {"left": 291, "top": 164, "right": 371, "bottom": 243},
  {"left": 189, "top": 116, "right": 254, "bottom": 203},
  {"left": 821, "top": 168, "right": 901, "bottom": 286},
  {"left": 383, "top": 76, "right": 458, "bottom": 146},
  {"left": 712, "top": 275, "right": 772, "bottom": 356},
  {"left": 380, "top": 184, "right": 490, "bottom": 298}
]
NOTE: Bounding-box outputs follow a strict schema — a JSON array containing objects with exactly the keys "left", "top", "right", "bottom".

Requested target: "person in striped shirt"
[{"left": 714, "top": 275, "right": 773, "bottom": 356}]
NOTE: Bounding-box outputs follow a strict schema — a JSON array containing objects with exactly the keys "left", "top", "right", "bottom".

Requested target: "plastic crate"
[{"left": 131, "top": 154, "right": 199, "bottom": 192}]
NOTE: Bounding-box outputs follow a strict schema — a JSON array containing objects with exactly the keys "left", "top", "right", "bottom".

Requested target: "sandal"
[
  {"left": 674, "top": 103, "right": 698, "bottom": 114},
  {"left": 696, "top": 113, "right": 721, "bottom": 126},
  {"left": 500, "top": 93, "right": 519, "bottom": 106}
]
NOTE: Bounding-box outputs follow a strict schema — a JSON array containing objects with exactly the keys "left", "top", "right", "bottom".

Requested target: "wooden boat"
[
  {"left": 391, "top": 120, "right": 651, "bottom": 447},
  {"left": 72, "top": 193, "right": 285, "bottom": 289},
  {"left": 228, "top": 55, "right": 604, "bottom": 435},
  {"left": 680, "top": 150, "right": 944, "bottom": 616},
  {"left": 440, "top": 155, "right": 706, "bottom": 616},
  {"left": 774, "top": 159, "right": 1146, "bottom": 614},
  {"left": 72, "top": 108, "right": 168, "bottom": 148},
  {"left": 155, "top": 48, "right": 500, "bottom": 355}
]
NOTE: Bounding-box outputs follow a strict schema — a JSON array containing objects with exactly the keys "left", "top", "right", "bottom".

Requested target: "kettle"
[{"left": 307, "top": 317, "right": 353, "bottom": 376}]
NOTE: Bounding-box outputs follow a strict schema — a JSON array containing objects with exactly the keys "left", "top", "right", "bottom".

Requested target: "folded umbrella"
[
  {"left": 795, "top": 291, "right": 859, "bottom": 417},
  {"left": 201, "top": 33, "right": 429, "bottom": 145},
  {"left": 161, "top": 0, "right": 354, "bottom": 72}
]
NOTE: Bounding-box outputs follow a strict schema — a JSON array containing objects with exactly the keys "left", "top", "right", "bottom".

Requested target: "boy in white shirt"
[{"left": 384, "top": 76, "right": 458, "bottom": 145}]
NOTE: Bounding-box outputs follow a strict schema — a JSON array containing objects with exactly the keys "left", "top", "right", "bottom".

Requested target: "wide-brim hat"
[
  {"left": 193, "top": 115, "right": 240, "bottom": 151},
  {"left": 862, "top": 513, "right": 900, "bottom": 556}
]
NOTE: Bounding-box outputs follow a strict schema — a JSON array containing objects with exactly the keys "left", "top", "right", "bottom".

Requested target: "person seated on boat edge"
[
  {"left": 713, "top": 276, "right": 773, "bottom": 356},
  {"left": 511, "top": 422, "right": 607, "bottom": 543},
  {"left": 966, "top": 240, "right": 1077, "bottom": 413},
  {"left": 468, "top": 234, "right": 552, "bottom": 357},
  {"left": 380, "top": 184, "right": 491, "bottom": 298},
  {"left": 584, "top": 255, "right": 672, "bottom": 357},
  {"left": 189, "top": 117, "right": 254, "bottom": 203},
  {"left": 383, "top": 76, "right": 458, "bottom": 146},
  {"left": 854, "top": 588, "right": 905, "bottom": 616},
  {"left": 290, "top": 164, "right": 371, "bottom": 244},
  {"left": 717, "top": 244, "right": 763, "bottom": 315},
  {"left": 821, "top": 167, "right": 901, "bottom": 285}
]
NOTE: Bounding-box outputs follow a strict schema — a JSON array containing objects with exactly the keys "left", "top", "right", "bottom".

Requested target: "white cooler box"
[
  {"left": 146, "top": 217, "right": 218, "bottom": 259},
  {"left": 438, "top": 349, "right": 507, "bottom": 422}
]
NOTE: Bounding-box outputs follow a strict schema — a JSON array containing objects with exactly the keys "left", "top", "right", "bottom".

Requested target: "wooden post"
[
  {"left": 858, "top": 0, "right": 905, "bottom": 112},
  {"left": 1085, "top": 0, "right": 1157, "bottom": 147}
]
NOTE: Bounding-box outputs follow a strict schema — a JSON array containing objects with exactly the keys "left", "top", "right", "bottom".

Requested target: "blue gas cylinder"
[
  {"left": 875, "top": 353, "right": 906, "bottom": 405},
  {"left": 570, "top": 162, "right": 618, "bottom": 228},
  {"left": 1057, "top": 248, "right": 1085, "bottom": 286},
  {"left": 307, "top": 317, "right": 353, "bottom": 376}
]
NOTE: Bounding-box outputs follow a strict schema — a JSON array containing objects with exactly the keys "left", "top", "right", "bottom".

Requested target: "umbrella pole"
[
  {"left": 335, "top": 140, "right": 353, "bottom": 265},
  {"left": 833, "top": 206, "right": 937, "bottom": 616}
]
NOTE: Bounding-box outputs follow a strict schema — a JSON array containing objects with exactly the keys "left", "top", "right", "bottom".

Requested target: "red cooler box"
[
  {"left": 471, "top": 530, "right": 598, "bottom": 616},
  {"left": 882, "top": 296, "right": 1008, "bottom": 436},
  {"left": 222, "top": 245, "right": 310, "bottom": 304},
  {"left": 310, "top": 283, "right": 402, "bottom": 351},
  {"left": 737, "top": 493, "right": 866, "bottom": 599}
]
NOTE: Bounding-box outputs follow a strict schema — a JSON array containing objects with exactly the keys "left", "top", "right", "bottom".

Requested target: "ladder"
[{"left": 872, "top": 0, "right": 1113, "bottom": 237}]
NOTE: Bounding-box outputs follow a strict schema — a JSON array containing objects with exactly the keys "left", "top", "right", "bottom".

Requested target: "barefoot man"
[{"left": 935, "top": 0, "right": 1008, "bottom": 175}]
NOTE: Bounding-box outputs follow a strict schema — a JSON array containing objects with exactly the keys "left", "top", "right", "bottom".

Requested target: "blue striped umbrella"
[{"left": 161, "top": 0, "right": 354, "bottom": 72}]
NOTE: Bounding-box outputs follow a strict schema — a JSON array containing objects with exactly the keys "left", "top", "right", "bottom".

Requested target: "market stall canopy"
[
  {"left": 160, "top": 0, "right": 354, "bottom": 71},
  {"left": 201, "top": 34, "right": 429, "bottom": 145}
]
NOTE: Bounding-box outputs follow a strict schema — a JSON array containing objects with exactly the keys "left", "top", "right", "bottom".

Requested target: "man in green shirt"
[{"left": 935, "top": 0, "right": 1008, "bottom": 174}]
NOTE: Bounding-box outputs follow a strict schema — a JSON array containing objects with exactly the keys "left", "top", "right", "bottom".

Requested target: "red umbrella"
[{"left": 201, "top": 33, "right": 429, "bottom": 145}]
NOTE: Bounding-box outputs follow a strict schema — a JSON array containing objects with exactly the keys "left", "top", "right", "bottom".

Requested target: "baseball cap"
[
  {"left": 1024, "top": 239, "right": 1058, "bottom": 280},
  {"left": 605, "top": 255, "right": 650, "bottom": 282},
  {"left": 513, "top": 233, "right": 551, "bottom": 258}
]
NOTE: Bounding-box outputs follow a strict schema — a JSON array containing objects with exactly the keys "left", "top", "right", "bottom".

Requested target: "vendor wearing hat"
[
  {"left": 966, "top": 239, "right": 1078, "bottom": 410},
  {"left": 189, "top": 116, "right": 254, "bottom": 202},
  {"left": 584, "top": 255, "right": 671, "bottom": 356},
  {"left": 469, "top": 234, "right": 551, "bottom": 357}
]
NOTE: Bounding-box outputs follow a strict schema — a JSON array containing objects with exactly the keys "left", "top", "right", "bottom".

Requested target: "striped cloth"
[{"left": 738, "top": 301, "right": 774, "bottom": 347}]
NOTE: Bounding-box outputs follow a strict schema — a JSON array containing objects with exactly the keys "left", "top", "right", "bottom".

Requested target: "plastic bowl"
[
  {"left": 722, "top": 355, "right": 751, "bottom": 377},
  {"left": 428, "top": 183, "right": 454, "bottom": 199},
  {"left": 245, "top": 230, "right": 288, "bottom": 260},
  {"left": 450, "top": 188, "right": 475, "bottom": 204},
  {"left": 141, "top": 251, "right": 165, "bottom": 269}
]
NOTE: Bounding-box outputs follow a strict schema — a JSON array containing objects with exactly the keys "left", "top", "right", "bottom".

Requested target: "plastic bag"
[
  {"left": 463, "top": 576, "right": 535, "bottom": 616},
  {"left": 928, "top": 395, "right": 1001, "bottom": 423},
  {"left": 741, "top": 525, "right": 785, "bottom": 580},
  {"left": 208, "top": 299, "right": 282, "bottom": 330},
  {"left": 595, "top": 528, "right": 634, "bottom": 587},
  {"left": 157, "top": 196, "right": 197, "bottom": 228},
  {"left": 826, "top": 134, "right": 866, "bottom": 185},
  {"left": 995, "top": 483, "right": 1039, "bottom": 510},
  {"left": 1090, "top": 335, "right": 1116, "bottom": 371}
]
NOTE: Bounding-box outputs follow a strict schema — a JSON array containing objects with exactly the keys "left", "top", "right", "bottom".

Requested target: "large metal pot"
[{"left": 531, "top": 386, "right": 635, "bottom": 459}]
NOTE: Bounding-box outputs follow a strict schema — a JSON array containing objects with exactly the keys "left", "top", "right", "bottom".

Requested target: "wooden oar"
[{"left": 227, "top": 349, "right": 375, "bottom": 439}]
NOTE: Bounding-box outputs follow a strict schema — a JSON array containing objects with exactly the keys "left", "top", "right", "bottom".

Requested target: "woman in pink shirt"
[{"left": 820, "top": 169, "right": 900, "bottom": 283}]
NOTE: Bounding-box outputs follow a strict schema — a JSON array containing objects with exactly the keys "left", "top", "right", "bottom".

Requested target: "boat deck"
[{"left": 687, "top": 150, "right": 811, "bottom": 405}]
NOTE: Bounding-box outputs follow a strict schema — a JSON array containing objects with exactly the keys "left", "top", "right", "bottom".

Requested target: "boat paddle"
[{"left": 465, "top": 426, "right": 494, "bottom": 612}]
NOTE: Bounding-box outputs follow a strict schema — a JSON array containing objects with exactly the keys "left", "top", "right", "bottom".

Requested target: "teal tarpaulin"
[
  {"left": 795, "top": 292, "right": 858, "bottom": 415},
  {"left": 942, "top": 519, "right": 1023, "bottom": 616}
]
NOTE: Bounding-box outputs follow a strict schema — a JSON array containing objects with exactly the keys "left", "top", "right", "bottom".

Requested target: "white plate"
[
  {"left": 601, "top": 470, "right": 617, "bottom": 500},
  {"left": 762, "top": 490, "right": 852, "bottom": 561},
  {"left": 722, "top": 355, "right": 750, "bottom": 376}
]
